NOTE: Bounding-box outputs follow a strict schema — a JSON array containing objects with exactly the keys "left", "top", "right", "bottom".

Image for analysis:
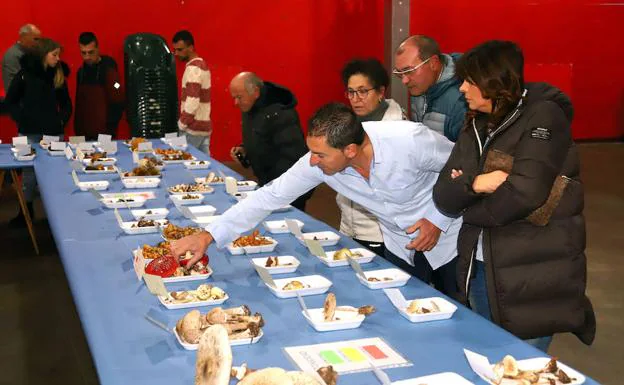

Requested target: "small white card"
[
  {"left": 225, "top": 176, "right": 238, "bottom": 195},
  {"left": 76, "top": 148, "right": 85, "bottom": 161},
  {"left": 304, "top": 239, "right": 326, "bottom": 258},
  {"left": 383, "top": 288, "right": 408, "bottom": 310},
  {"left": 169, "top": 135, "right": 187, "bottom": 148},
  {"left": 101, "top": 141, "right": 117, "bottom": 154},
  {"left": 43, "top": 135, "right": 60, "bottom": 143},
  {"left": 296, "top": 291, "right": 312, "bottom": 319},
  {"left": 137, "top": 142, "right": 152, "bottom": 152},
  {"left": 78, "top": 142, "right": 93, "bottom": 151},
  {"left": 89, "top": 189, "right": 104, "bottom": 200},
  {"left": 463, "top": 349, "right": 497, "bottom": 384},
  {"left": 132, "top": 151, "right": 139, "bottom": 164},
  {"left": 12, "top": 136, "right": 28, "bottom": 146},
  {"left": 114, "top": 208, "right": 124, "bottom": 228},
  {"left": 64, "top": 146, "right": 74, "bottom": 160},
  {"left": 347, "top": 256, "right": 366, "bottom": 280},
  {"left": 254, "top": 265, "right": 276, "bottom": 288},
  {"left": 97, "top": 134, "right": 112, "bottom": 144},
  {"left": 286, "top": 219, "right": 304, "bottom": 238},
  {"left": 70, "top": 160, "right": 83, "bottom": 171},
  {"left": 179, "top": 206, "right": 195, "bottom": 219},
  {"left": 16, "top": 145, "right": 31, "bottom": 156},
  {"left": 133, "top": 248, "right": 145, "bottom": 281},
  {"left": 165, "top": 132, "right": 178, "bottom": 139},
  {"left": 144, "top": 273, "right": 168, "bottom": 296},
  {"left": 69, "top": 136, "right": 85, "bottom": 144},
  {"left": 71, "top": 170, "right": 81, "bottom": 186},
  {"left": 51, "top": 141, "right": 65, "bottom": 151}
]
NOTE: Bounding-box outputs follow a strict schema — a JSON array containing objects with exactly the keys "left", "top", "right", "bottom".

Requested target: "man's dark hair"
[
  {"left": 341, "top": 58, "right": 389, "bottom": 90},
  {"left": 78, "top": 32, "right": 98, "bottom": 46},
  {"left": 172, "top": 30, "right": 194, "bottom": 46},
  {"left": 308, "top": 103, "right": 365, "bottom": 149}
]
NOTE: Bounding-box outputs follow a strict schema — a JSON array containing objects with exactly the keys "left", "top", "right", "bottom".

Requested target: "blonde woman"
[
  {"left": 337, "top": 58, "right": 405, "bottom": 255},
  {"left": 5, "top": 37, "right": 72, "bottom": 225}
]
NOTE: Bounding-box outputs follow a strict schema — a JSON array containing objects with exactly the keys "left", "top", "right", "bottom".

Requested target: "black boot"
[{"left": 9, "top": 202, "right": 34, "bottom": 228}]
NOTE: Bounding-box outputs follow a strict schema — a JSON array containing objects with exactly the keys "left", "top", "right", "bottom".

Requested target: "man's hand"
[
  {"left": 472, "top": 170, "right": 509, "bottom": 194},
  {"left": 170, "top": 231, "right": 213, "bottom": 267},
  {"left": 230, "top": 146, "right": 245, "bottom": 163},
  {"left": 406, "top": 218, "right": 442, "bottom": 252},
  {"left": 451, "top": 169, "right": 463, "bottom": 179}
]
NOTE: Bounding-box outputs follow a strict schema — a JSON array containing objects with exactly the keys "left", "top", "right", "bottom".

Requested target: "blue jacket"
[{"left": 410, "top": 53, "right": 466, "bottom": 142}]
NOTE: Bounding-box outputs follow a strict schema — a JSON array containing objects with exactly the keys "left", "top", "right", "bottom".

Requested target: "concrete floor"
[{"left": 0, "top": 143, "right": 621, "bottom": 384}]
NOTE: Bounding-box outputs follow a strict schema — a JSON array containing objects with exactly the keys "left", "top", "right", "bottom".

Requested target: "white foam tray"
[
  {"left": 100, "top": 197, "right": 147, "bottom": 209},
  {"left": 77, "top": 181, "right": 109, "bottom": 191},
  {"left": 398, "top": 297, "right": 458, "bottom": 323},
  {"left": 158, "top": 292, "right": 228, "bottom": 310},
  {"left": 82, "top": 157, "right": 117, "bottom": 166},
  {"left": 226, "top": 238, "right": 278, "bottom": 255},
  {"left": 302, "top": 307, "right": 365, "bottom": 332},
  {"left": 173, "top": 327, "right": 263, "bottom": 350},
  {"left": 356, "top": 268, "right": 411, "bottom": 289},
  {"left": 490, "top": 358, "right": 585, "bottom": 385},
  {"left": 319, "top": 247, "right": 376, "bottom": 267},
  {"left": 182, "top": 204, "right": 217, "bottom": 219},
  {"left": 235, "top": 180, "right": 257, "bottom": 191},
  {"left": 83, "top": 166, "right": 117, "bottom": 174},
  {"left": 251, "top": 255, "right": 300, "bottom": 274},
  {"left": 169, "top": 194, "right": 204, "bottom": 205},
  {"left": 262, "top": 219, "right": 304, "bottom": 234},
  {"left": 168, "top": 185, "right": 214, "bottom": 195},
  {"left": 122, "top": 177, "right": 161, "bottom": 189},
  {"left": 393, "top": 372, "right": 475, "bottom": 385},
  {"left": 121, "top": 219, "right": 169, "bottom": 235},
  {"left": 183, "top": 160, "right": 211, "bottom": 169},
  {"left": 297, "top": 231, "right": 341, "bottom": 247},
  {"left": 131, "top": 208, "right": 169, "bottom": 220},
  {"left": 266, "top": 275, "right": 332, "bottom": 298}
]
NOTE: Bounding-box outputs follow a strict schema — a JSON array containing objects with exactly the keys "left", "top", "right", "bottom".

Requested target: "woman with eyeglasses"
[
  {"left": 433, "top": 40, "right": 595, "bottom": 351},
  {"left": 5, "top": 37, "right": 72, "bottom": 225},
  {"left": 337, "top": 58, "right": 405, "bottom": 256}
]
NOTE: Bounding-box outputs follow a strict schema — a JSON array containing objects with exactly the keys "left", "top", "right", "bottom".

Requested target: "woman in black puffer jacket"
[
  {"left": 433, "top": 40, "right": 595, "bottom": 352},
  {"left": 5, "top": 37, "right": 72, "bottom": 225}
]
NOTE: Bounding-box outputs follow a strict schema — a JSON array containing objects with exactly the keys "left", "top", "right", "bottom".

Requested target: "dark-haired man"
[
  {"left": 74, "top": 32, "right": 124, "bottom": 139},
  {"left": 172, "top": 103, "right": 462, "bottom": 298},
  {"left": 172, "top": 30, "right": 212, "bottom": 155}
]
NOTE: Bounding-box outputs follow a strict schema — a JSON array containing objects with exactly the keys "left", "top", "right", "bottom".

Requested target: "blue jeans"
[
  {"left": 469, "top": 261, "right": 553, "bottom": 352},
  {"left": 19, "top": 134, "right": 42, "bottom": 202},
  {"left": 180, "top": 131, "right": 210, "bottom": 157}
]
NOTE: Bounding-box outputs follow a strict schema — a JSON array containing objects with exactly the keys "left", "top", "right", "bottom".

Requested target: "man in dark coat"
[
  {"left": 74, "top": 32, "right": 124, "bottom": 140},
  {"left": 229, "top": 72, "right": 313, "bottom": 211}
]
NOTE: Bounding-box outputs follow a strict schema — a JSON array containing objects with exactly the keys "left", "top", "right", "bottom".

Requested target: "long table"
[{"left": 31, "top": 141, "right": 599, "bottom": 385}]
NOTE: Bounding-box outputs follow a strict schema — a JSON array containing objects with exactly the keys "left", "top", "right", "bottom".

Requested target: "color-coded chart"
[{"left": 284, "top": 337, "right": 411, "bottom": 374}]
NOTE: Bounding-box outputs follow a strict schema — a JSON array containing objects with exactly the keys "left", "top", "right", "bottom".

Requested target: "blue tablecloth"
[
  {"left": 0, "top": 144, "right": 34, "bottom": 169},
  {"left": 32, "top": 141, "right": 599, "bottom": 385}
]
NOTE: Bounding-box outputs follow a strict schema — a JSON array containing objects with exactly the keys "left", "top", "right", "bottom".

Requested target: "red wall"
[
  {"left": 0, "top": 0, "right": 385, "bottom": 160},
  {"left": 410, "top": 0, "right": 624, "bottom": 140}
]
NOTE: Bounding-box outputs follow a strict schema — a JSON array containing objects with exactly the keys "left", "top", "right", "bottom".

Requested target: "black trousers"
[{"left": 383, "top": 248, "right": 460, "bottom": 301}]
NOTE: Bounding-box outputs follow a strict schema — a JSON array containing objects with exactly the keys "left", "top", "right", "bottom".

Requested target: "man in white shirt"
[{"left": 172, "top": 103, "right": 462, "bottom": 298}]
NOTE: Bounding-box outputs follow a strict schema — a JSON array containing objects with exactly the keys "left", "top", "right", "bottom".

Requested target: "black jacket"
[
  {"left": 5, "top": 54, "right": 72, "bottom": 136},
  {"left": 433, "top": 83, "right": 595, "bottom": 344},
  {"left": 241, "top": 82, "right": 309, "bottom": 187}
]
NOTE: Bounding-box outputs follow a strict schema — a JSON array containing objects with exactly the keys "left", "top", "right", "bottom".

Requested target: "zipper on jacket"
[{"left": 465, "top": 248, "right": 475, "bottom": 298}]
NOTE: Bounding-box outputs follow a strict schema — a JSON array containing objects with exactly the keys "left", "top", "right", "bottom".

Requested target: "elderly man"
[
  {"left": 2, "top": 24, "right": 41, "bottom": 92},
  {"left": 229, "top": 72, "right": 312, "bottom": 211},
  {"left": 172, "top": 103, "right": 462, "bottom": 299},
  {"left": 172, "top": 30, "right": 212, "bottom": 155},
  {"left": 394, "top": 35, "right": 466, "bottom": 142}
]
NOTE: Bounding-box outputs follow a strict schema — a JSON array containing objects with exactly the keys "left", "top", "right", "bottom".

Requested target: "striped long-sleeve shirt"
[{"left": 178, "top": 57, "right": 212, "bottom": 136}]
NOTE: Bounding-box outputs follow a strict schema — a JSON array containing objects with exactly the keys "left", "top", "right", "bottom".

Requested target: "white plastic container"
[
  {"left": 297, "top": 231, "right": 341, "bottom": 247},
  {"left": 83, "top": 166, "right": 117, "bottom": 174},
  {"left": 14, "top": 153, "right": 36, "bottom": 161},
  {"left": 319, "top": 248, "right": 376, "bottom": 267},
  {"left": 356, "top": 268, "right": 411, "bottom": 289},
  {"left": 183, "top": 160, "right": 211, "bottom": 169},
  {"left": 168, "top": 185, "right": 214, "bottom": 195},
  {"left": 47, "top": 148, "right": 65, "bottom": 156},
  {"left": 169, "top": 194, "right": 204, "bottom": 205},
  {"left": 160, "top": 156, "right": 197, "bottom": 164},
  {"left": 398, "top": 297, "right": 458, "bottom": 323},
  {"left": 266, "top": 275, "right": 332, "bottom": 298},
  {"left": 262, "top": 219, "right": 304, "bottom": 234},
  {"left": 193, "top": 215, "right": 221, "bottom": 225},
  {"left": 392, "top": 372, "right": 475, "bottom": 385},
  {"left": 130, "top": 208, "right": 169, "bottom": 220},
  {"left": 251, "top": 256, "right": 300, "bottom": 274},
  {"left": 194, "top": 176, "right": 225, "bottom": 185},
  {"left": 158, "top": 292, "right": 228, "bottom": 310},
  {"left": 302, "top": 307, "right": 365, "bottom": 332},
  {"left": 120, "top": 219, "right": 169, "bottom": 235},
  {"left": 82, "top": 157, "right": 117, "bottom": 166},
  {"left": 100, "top": 197, "right": 147, "bottom": 209},
  {"left": 491, "top": 358, "right": 585, "bottom": 385},
  {"left": 77, "top": 181, "right": 109, "bottom": 191},
  {"left": 226, "top": 238, "right": 278, "bottom": 255},
  {"left": 173, "top": 327, "right": 263, "bottom": 351},
  {"left": 122, "top": 177, "right": 161, "bottom": 189},
  {"left": 182, "top": 205, "right": 217, "bottom": 219},
  {"left": 235, "top": 180, "right": 258, "bottom": 191}
]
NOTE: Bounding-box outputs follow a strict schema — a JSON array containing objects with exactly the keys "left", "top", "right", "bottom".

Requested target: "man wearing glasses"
[{"left": 394, "top": 35, "right": 466, "bottom": 142}]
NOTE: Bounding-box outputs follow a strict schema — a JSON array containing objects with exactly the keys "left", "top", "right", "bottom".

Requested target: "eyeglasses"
[
  {"left": 345, "top": 88, "right": 374, "bottom": 99},
  {"left": 392, "top": 57, "right": 431, "bottom": 79}
]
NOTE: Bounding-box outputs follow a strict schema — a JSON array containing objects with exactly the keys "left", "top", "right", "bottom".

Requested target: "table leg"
[{"left": 10, "top": 169, "right": 39, "bottom": 255}]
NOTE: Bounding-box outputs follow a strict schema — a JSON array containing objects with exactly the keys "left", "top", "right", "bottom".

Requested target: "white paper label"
[
  {"left": 51, "top": 141, "right": 65, "bottom": 151},
  {"left": 101, "top": 141, "right": 117, "bottom": 154},
  {"left": 144, "top": 274, "right": 168, "bottom": 296},
  {"left": 133, "top": 248, "right": 145, "bottom": 281},
  {"left": 304, "top": 239, "right": 326, "bottom": 258},
  {"left": 180, "top": 206, "right": 195, "bottom": 219},
  {"left": 64, "top": 146, "right": 74, "bottom": 160},
  {"left": 12, "top": 136, "right": 28, "bottom": 146},
  {"left": 253, "top": 265, "right": 276, "bottom": 288},
  {"left": 69, "top": 136, "right": 85, "bottom": 144},
  {"left": 169, "top": 135, "right": 187, "bottom": 148},
  {"left": 76, "top": 148, "right": 85, "bottom": 161},
  {"left": 132, "top": 151, "right": 139, "bottom": 164},
  {"left": 137, "top": 142, "right": 152, "bottom": 152},
  {"left": 89, "top": 189, "right": 104, "bottom": 200},
  {"left": 296, "top": 291, "right": 312, "bottom": 319},
  {"left": 464, "top": 349, "right": 497, "bottom": 384},
  {"left": 165, "top": 132, "right": 178, "bottom": 139},
  {"left": 16, "top": 145, "right": 31, "bottom": 156},
  {"left": 285, "top": 219, "right": 303, "bottom": 238},
  {"left": 347, "top": 256, "right": 366, "bottom": 280},
  {"left": 71, "top": 170, "right": 81, "bottom": 186},
  {"left": 43, "top": 135, "right": 59, "bottom": 143},
  {"left": 78, "top": 142, "right": 93, "bottom": 151},
  {"left": 383, "top": 288, "right": 408, "bottom": 310},
  {"left": 225, "top": 176, "right": 238, "bottom": 195},
  {"left": 97, "top": 134, "right": 112, "bottom": 144},
  {"left": 114, "top": 208, "right": 124, "bottom": 228},
  {"left": 70, "top": 161, "right": 83, "bottom": 172}
]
